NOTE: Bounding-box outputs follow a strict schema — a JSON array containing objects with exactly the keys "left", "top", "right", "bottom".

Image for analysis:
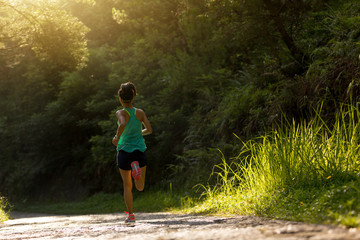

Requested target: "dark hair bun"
[{"left": 118, "top": 82, "right": 137, "bottom": 103}]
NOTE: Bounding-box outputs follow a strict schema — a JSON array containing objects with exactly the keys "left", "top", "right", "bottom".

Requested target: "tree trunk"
[{"left": 263, "top": 0, "right": 305, "bottom": 64}]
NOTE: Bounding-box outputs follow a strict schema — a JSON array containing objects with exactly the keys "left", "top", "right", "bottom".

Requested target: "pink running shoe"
[
  {"left": 124, "top": 212, "right": 135, "bottom": 224},
  {"left": 131, "top": 161, "right": 142, "bottom": 180}
]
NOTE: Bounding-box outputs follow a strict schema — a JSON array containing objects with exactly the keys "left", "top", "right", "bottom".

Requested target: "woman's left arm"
[{"left": 138, "top": 109, "right": 152, "bottom": 136}]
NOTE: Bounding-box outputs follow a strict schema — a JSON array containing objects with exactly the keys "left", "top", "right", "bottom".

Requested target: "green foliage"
[
  {"left": 192, "top": 104, "right": 360, "bottom": 227},
  {"left": 0, "top": 196, "right": 9, "bottom": 222},
  {"left": 0, "top": 0, "right": 89, "bottom": 70},
  {"left": 284, "top": 0, "right": 360, "bottom": 117}
]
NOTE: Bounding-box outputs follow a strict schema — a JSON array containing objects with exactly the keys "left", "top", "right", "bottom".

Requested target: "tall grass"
[
  {"left": 0, "top": 196, "right": 9, "bottom": 222},
  {"left": 190, "top": 104, "right": 360, "bottom": 226},
  {"left": 243, "top": 104, "right": 360, "bottom": 191}
]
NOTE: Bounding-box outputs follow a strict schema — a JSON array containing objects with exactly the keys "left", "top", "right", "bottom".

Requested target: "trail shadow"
[
  {"left": 143, "top": 219, "right": 223, "bottom": 226},
  {"left": 136, "top": 212, "right": 230, "bottom": 227}
]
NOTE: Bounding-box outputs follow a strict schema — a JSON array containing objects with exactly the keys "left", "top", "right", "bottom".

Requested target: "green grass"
[
  {"left": 186, "top": 104, "right": 360, "bottom": 227},
  {"left": 15, "top": 189, "right": 184, "bottom": 215},
  {"left": 0, "top": 196, "right": 9, "bottom": 222}
]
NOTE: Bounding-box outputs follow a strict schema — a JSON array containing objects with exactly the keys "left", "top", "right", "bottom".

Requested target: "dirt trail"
[{"left": 1, "top": 211, "right": 360, "bottom": 240}]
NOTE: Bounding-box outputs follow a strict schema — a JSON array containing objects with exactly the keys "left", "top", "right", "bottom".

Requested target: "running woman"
[{"left": 112, "top": 82, "right": 152, "bottom": 224}]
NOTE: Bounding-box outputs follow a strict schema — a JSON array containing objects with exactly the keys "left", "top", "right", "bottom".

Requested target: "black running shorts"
[{"left": 117, "top": 150, "right": 147, "bottom": 170}]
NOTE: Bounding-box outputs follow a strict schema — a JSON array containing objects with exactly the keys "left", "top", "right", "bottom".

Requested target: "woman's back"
[{"left": 117, "top": 107, "right": 146, "bottom": 152}]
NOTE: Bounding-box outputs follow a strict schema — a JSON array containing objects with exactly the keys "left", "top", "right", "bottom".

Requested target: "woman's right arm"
[{"left": 112, "top": 110, "right": 127, "bottom": 146}]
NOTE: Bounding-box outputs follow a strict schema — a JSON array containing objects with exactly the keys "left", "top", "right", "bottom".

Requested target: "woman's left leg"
[{"left": 119, "top": 169, "right": 133, "bottom": 213}]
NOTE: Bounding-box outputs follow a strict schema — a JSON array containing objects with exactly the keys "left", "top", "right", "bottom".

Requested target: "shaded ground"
[{"left": 1, "top": 212, "right": 360, "bottom": 239}]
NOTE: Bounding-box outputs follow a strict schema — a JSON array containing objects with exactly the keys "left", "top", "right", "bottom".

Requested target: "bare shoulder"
[
  {"left": 135, "top": 108, "right": 146, "bottom": 120},
  {"left": 116, "top": 109, "right": 126, "bottom": 116},
  {"left": 136, "top": 108, "right": 145, "bottom": 114},
  {"left": 116, "top": 109, "right": 129, "bottom": 120}
]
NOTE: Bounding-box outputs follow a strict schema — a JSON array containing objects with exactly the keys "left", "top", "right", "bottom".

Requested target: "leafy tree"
[
  {"left": 0, "top": 0, "right": 89, "bottom": 71},
  {"left": 0, "top": 0, "right": 90, "bottom": 200}
]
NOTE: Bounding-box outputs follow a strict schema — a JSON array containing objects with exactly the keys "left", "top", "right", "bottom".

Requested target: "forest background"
[{"left": 1, "top": 0, "right": 360, "bottom": 222}]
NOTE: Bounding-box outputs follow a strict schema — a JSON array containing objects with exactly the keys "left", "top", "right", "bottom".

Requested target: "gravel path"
[{"left": 1, "top": 212, "right": 360, "bottom": 239}]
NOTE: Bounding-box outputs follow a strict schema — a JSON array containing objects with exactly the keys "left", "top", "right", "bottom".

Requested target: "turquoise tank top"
[{"left": 117, "top": 108, "right": 146, "bottom": 152}]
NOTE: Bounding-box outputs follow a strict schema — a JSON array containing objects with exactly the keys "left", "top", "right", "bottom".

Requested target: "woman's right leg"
[
  {"left": 134, "top": 166, "right": 146, "bottom": 191},
  {"left": 119, "top": 169, "right": 133, "bottom": 213}
]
